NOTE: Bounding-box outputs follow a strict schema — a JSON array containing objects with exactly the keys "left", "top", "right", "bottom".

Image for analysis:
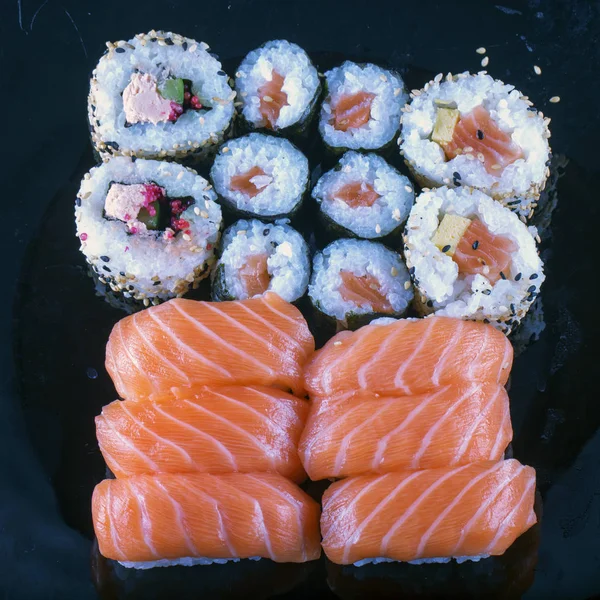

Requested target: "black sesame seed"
[
  {"left": 120, "top": 272, "right": 126, "bottom": 277},
  {"left": 106, "top": 141, "right": 120, "bottom": 151},
  {"left": 527, "top": 285, "right": 537, "bottom": 293},
  {"left": 76, "top": 198, "right": 81, "bottom": 207},
  {"left": 476, "top": 129, "right": 484, "bottom": 140},
  {"left": 128, "top": 285, "right": 135, "bottom": 291},
  {"left": 472, "top": 240, "right": 479, "bottom": 250},
  {"left": 442, "top": 245, "right": 451, "bottom": 253},
  {"left": 86, "top": 367, "right": 98, "bottom": 379},
  {"left": 529, "top": 273, "right": 538, "bottom": 280},
  {"left": 263, "top": 228, "right": 270, "bottom": 236},
  {"left": 500, "top": 271, "right": 506, "bottom": 280},
  {"left": 151, "top": 38, "right": 157, "bottom": 42},
  {"left": 165, "top": 38, "right": 174, "bottom": 45},
  {"left": 483, "top": 289, "right": 491, "bottom": 295},
  {"left": 209, "top": 52, "right": 219, "bottom": 60},
  {"left": 100, "top": 255, "right": 110, "bottom": 263},
  {"left": 182, "top": 42, "right": 188, "bottom": 51},
  {"left": 102, "top": 265, "right": 111, "bottom": 273},
  {"left": 507, "top": 199, "right": 521, "bottom": 206},
  {"left": 483, "top": 318, "right": 490, "bottom": 324},
  {"left": 452, "top": 171, "right": 461, "bottom": 180},
  {"left": 115, "top": 47, "right": 126, "bottom": 53},
  {"left": 409, "top": 267, "right": 416, "bottom": 275},
  {"left": 515, "top": 272, "right": 522, "bottom": 281},
  {"left": 217, "top": 70, "right": 226, "bottom": 76},
  {"left": 131, "top": 156, "right": 137, "bottom": 162},
  {"left": 426, "top": 300, "right": 434, "bottom": 308},
  {"left": 153, "top": 280, "right": 161, "bottom": 286}
]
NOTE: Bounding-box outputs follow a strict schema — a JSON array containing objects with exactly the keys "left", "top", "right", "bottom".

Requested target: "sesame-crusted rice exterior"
[
  {"left": 88, "top": 30, "right": 235, "bottom": 163},
  {"left": 399, "top": 71, "right": 551, "bottom": 220},
  {"left": 75, "top": 157, "right": 222, "bottom": 306}
]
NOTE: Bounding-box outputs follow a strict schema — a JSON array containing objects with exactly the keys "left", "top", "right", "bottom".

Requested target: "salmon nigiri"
[
  {"left": 93, "top": 472, "right": 322, "bottom": 566},
  {"left": 299, "top": 382, "right": 512, "bottom": 480},
  {"left": 321, "top": 460, "right": 536, "bottom": 565},
  {"left": 97, "top": 385, "right": 309, "bottom": 482},
  {"left": 105, "top": 293, "right": 315, "bottom": 400},
  {"left": 304, "top": 317, "right": 513, "bottom": 398}
]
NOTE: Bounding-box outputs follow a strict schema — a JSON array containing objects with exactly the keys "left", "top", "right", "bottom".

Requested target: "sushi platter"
[{"left": 7, "top": 2, "right": 600, "bottom": 599}]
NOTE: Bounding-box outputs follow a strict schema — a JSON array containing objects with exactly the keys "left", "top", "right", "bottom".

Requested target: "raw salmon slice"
[
  {"left": 338, "top": 271, "right": 393, "bottom": 313},
  {"left": 230, "top": 166, "right": 270, "bottom": 198},
  {"left": 299, "top": 382, "right": 512, "bottom": 480},
  {"left": 453, "top": 219, "right": 517, "bottom": 284},
  {"left": 93, "top": 472, "right": 322, "bottom": 564},
  {"left": 240, "top": 254, "right": 271, "bottom": 297},
  {"left": 105, "top": 293, "right": 315, "bottom": 400},
  {"left": 334, "top": 181, "right": 380, "bottom": 208},
  {"left": 443, "top": 105, "right": 524, "bottom": 175},
  {"left": 332, "top": 92, "right": 376, "bottom": 132},
  {"left": 97, "top": 385, "right": 309, "bottom": 482},
  {"left": 258, "top": 71, "right": 289, "bottom": 130},
  {"left": 321, "top": 459, "right": 536, "bottom": 565},
  {"left": 305, "top": 316, "right": 513, "bottom": 398}
]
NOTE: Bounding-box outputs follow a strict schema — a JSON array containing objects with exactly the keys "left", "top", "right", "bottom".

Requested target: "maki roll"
[
  {"left": 399, "top": 71, "right": 551, "bottom": 219},
  {"left": 210, "top": 133, "right": 309, "bottom": 220},
  {"left": 75, "top": 156, "right": 222, "bottom": 306},
  {"left": 88, "top": 30, "right": 235, "bottom": 163},
  {"left": 212, "top": 219, "right": 310, "bottom": 303},
  {"left": 319, "top": 62, "right": 408, "bottom": 153},
  {"left": 309, "top": 239, "right": 413, "bottom": 330},
  {"left": 235, "top": 40, "right": 321, "bottom": 135},
  {"left": 311, "top": 151, "right": 414, "bottom": 240},
  {"left": 404, "top": 186, "right": 545, "bottom": 333}
]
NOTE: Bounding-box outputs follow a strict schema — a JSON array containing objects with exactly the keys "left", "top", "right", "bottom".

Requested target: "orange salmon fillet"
[
  {"left": 299, "top": 382, "right": 512, "bottom": 480},
  {"left": 304, "top": 317, "right": 513, "bottom": 398},
  {"left": 334, "top": 181, "right": 380, "bottom": 208},
  {"left": 105, "top": 293, "right": 315, "bottom": 400},
  {"left": 338, "top": 271, "right": 393, "bottom": 314},
  {"left": 97, "top": 385, "right": 309, "bottom": 482},
  {"left": 454, "top": 219, "right": 517, "bottom": 284},
  {"left": 230, "top": 166, "right": 269, "bottom": 199},
  {"left": 258, "top": 71, "right": 289, "bottom": 130},
  {"left": 332, "top": 92, "right": 375, "bottom": 132},
  {"left": 93, "top": 472, "right": 322, "bottom": 564},
  {"left": 443, "top": 105, "right": 524, "bottom": 175},
  {"left": 321, "top": 460, "right": 536, "bottom": 564},
  {"left": 240, "top": 254, "right": 271, "bottom": 297}
]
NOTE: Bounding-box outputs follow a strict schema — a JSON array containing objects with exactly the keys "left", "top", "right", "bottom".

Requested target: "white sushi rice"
[
  {"left": 312, "top": 151, "right": 414, "bottom": 238},
  {"left": 309, "top": 239, "right": 413, "bottom": 324},
  {"left": 213, "top": 219, "right": 310, "bottom": 302},
  {"left": 399, "top": 71, "right": 551, "bottom": 217},
  {"left": 89, "top": 30, "right": 235, "bottom": 161},
  {"left": 210, "top": 133, "right": 309, "bottom": 217},
  {"left": 119, "top": 556, "right": 262, "bottom": 569},
  {"left": 75, "top": 156, "right": 222, "bottom": 302},
  {"left": 404, "top": 186, "right": 545, "bottom": 333},
  {"left": 235, "top": 40, "right": 320, "bottom": 130},
  {"left": 353, "top": 554, "right": 489, "bottom": 567},
  {"left": 320, "top": 62, "right": 408, "bottom": 151}
]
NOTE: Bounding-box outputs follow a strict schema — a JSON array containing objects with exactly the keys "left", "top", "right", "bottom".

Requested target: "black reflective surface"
[{"left": 3, "top": 1, "right": 600, "bottom": 598}]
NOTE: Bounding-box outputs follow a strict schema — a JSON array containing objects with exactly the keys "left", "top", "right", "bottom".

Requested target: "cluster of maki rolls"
[
  {"left": 212, "top": 219, "right": 310, "bottom": 303},
  {"left": 312, "top": 152, "right": 414, "bottom": 240},
  {"left": 399, "top": 71, "right": 551, "bottom": 219},
  {"left": 76, "top": 157, "right": 222, "bottom": 304},
  {"left": 210, "top": 133, "right": 309, "bottom": 220},
  {"left": 403, "top": 186, "right": 544, "bottom": 333},
  {"left": 235, "top": 40, "right": 321, "bottom": 135},
  {"left": 89, "top": 30, "right": 235, "bottom": 163}
]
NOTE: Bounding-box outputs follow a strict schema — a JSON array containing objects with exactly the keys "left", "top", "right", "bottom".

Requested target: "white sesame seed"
[
  {"left": 404, "top": 281, "right": 411, "bottom": 290},
  {"left": 177, "top": 171, "right": 184, "bottom": 180},
  {"left": 481, "top": 56, "right": 489, "bottom": 67},
  {"left": 477, "top": 152, "right": 485, "bottom": 163},
  {"left": 463, "top": 146, "right": 474, "bottom": 153},
  {"left": 333, "top": 341, "right": 342, "bottom": 347},
  {"left": 491, "top": 164, "right": 502, "bottom": 170},
  {"left": 434, "top": 73, "right": 443, "bottom": 83},
  {"left": 549, "top": 95, "right": 560, "bottom": 103},
  {"left": 237, "top": 230, "right": 247, "bottom": 236},
  {"left": 476, "top": 47, "right": 486, "bottom": 54},
  {"left": 390, "top": 267, "right": 398, "bottom": 276},
  {"left": 200, "top": 211, "right": 209, "bottom": 219},
  {"left": 279, "top": 241, "right": 293, "bottom": 258},
  {"left": 263, "top": 95, "right": 273, "bottom": 103},
  {"left": 393, "top": 88, "right": 402, "bottom": 96},
  {"left": 466, "top": 153, "right": 475, "bottom": 161},
  {"left": 404, "top": 185, "right": 413, "bottom": 193},
  {"left": 392, "top": 209, "right": 402, "bottom": 222},
  {"left": 533, "top": 65, "right": 542, "bottom": 75},
  {"left": 188, "top": 44, "right": 197, "bottom": 52},
  {"left": 411, "top": 89, "right": 421, "bottom": 96},
  {"left": 380, "top": 74, "right": 388, "bottom": 82},
  {"left": 183, "top": 233, "right": 191, "bottom": 241},
  {"left": 194, "top": 207, "right": 201, "bottom": 215},
  {"left": 375, "top": 224, "right": 382, "bottom": 234},
  {"left": 222, "top": 147, "right": 229, "bottom": 153}
]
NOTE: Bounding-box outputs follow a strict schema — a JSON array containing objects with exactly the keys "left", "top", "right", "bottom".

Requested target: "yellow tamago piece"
[
  {"left": 431, "top": 214, "right": 472, "bottom": 256},
  {"left": 432, "top": 108, "right": 460, "bottom": 145}
]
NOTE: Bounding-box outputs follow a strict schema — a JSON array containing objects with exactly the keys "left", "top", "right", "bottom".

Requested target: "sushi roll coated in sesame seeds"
[
  {"left": 311, "top": 151, "right": 414, "bottom": 241},
  {"left": 319, "top": 62, "right": 408, "bottom": 153},
  {"left": 403, "top": 186, "right": 545, "bottom": 334},
  {"left": 399, "top": 71, "right": 551, "bottom": 218},
  {"left": 75, "top": 157, "right": 222, "bottom": 305},
  {"left": 235, "top": 40, "right": 321, "bottom": 136},
  {"left": 309, "top": 239, "right": 413, "bottom": 331},
  {"left": 211, "top": 219, "right": 310, "bottom": 303},
  {"left": 210, "top": 133, "right": 310, "bottom": 221},
  {"left": 88, "top": 31, "right": 235, "bottom": 163}
]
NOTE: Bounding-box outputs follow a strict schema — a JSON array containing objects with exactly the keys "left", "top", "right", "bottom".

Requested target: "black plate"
[{"left": 4, "top": 1, "right": 600, "bottom": 599}]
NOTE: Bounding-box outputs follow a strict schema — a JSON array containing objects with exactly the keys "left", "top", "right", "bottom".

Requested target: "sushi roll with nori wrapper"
[
  {"left": 312, "top": 151, "right": 414, "bottom": 240},
  {"left": 212, "top": 219, "right": 310, "bottom": 302},
  {"left": 309, "top": 239, "right": 413, "bottom": 330},
  {"left": 88, "top": 30, "right": 235, "bottom": 163},
  {"left": 75, "top": 156, "right": 222, "bottom": 306},
  {"left": 235, "top": 40, "right": 321, "bottom": 136},
  {"left": 404, "top": 186, "right": 545, "bottom": 334},
  {"left": 210, "top": 133, "right": 309, "bottom": 220},
  {"left": 319, "top": 62, "right": 408, "bottom": 153},
  {"left": 399, "top": 71, "right": 551, "bottom": 219}
]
